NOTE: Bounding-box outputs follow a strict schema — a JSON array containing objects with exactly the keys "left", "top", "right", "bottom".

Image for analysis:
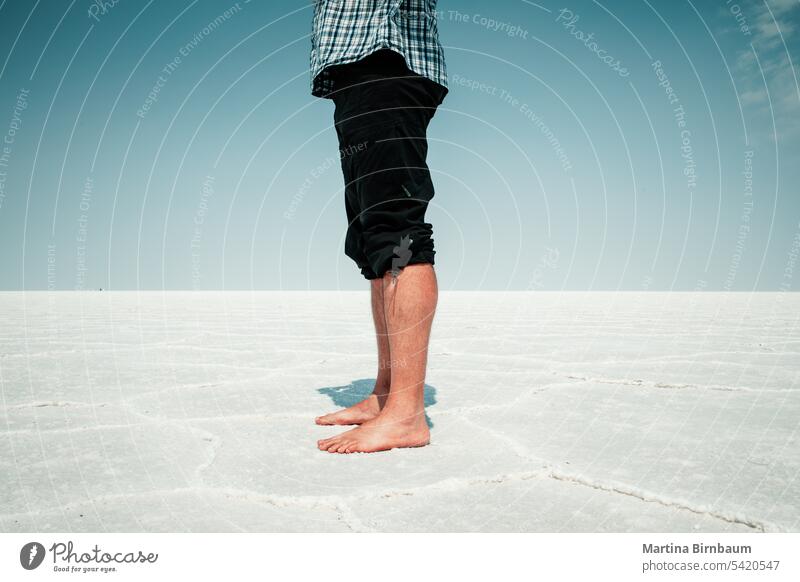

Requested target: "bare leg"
[
  {"left": 315, "top": 279, "right": 390, "bottom": 425},
  {"left": 318, "top": 263, "right": 437, "bottom": 453}
]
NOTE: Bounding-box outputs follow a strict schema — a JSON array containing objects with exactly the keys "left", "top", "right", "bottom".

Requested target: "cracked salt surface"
[{"left": 1, "top": 291, "right": 798, "bottom": 532}]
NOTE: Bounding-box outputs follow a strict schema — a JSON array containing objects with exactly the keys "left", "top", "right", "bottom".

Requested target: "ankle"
[
  {"left": 378, "top": 404, "right": 427, "bottom": 425},
  {"left": 368, "top": 391, "right": 388, "bottom": 410},
  {"left": 374, "top": 372, "right": 391, "bottom": 393}
]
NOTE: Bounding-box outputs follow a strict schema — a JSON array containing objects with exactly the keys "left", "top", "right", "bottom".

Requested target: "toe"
[{"left": 325, "top": 439, "right": 343, "bottom": 452}]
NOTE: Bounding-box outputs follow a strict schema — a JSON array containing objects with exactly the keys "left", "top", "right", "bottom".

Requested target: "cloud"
[
  {"left": 731, "top": 0, "right": 800, "bottom": 144},
  {"left": 752, "top": 0, "right": 797, "bottom": 49},
  {"left": 740, "top": 86, "right": 769, "bottom": 105}
]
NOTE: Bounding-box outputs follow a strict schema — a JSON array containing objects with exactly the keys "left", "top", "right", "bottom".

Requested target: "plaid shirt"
[{"left": 310, "top": 0, "right": 447, "bottom": 99}]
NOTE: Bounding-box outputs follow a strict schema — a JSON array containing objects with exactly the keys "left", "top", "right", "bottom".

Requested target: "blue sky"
[{"left": 0, "top": 0, "right": 798, "bottom": 290}]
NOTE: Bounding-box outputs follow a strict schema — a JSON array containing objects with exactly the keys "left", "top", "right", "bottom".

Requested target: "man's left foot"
[
  {"left": 317, "top": 411, "right": 429, "bottom": 454},
  {"left": 315, "top": 394, "right": 381, "bottom": 425}
]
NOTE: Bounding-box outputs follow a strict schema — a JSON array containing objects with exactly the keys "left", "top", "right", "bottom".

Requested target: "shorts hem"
[{"left": 360, "top": 252, "right": 436, "bottom": 280}]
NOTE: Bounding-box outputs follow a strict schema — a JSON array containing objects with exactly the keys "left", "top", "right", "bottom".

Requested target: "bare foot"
[
  {"left": 315, "top": 393, "right": 382, "bottom": 425},
  {"left": 317, "top": 410, "right": 430, "bottom": 453}
]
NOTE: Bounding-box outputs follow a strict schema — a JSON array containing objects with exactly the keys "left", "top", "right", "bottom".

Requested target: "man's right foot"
[{"left": 315, "top": 393, "right": 382, "bottom": 425}]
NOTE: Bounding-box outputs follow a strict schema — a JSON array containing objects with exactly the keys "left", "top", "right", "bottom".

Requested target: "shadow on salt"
[{"left": 318, "top": 379, "right": 437, "bottom": 428}]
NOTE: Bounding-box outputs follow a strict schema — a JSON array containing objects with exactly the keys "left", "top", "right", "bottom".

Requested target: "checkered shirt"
[{"left": 310, "top": 0, "right": 448, "bottom": 98}]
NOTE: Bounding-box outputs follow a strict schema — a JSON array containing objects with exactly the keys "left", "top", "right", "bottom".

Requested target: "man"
[{"left": 309, "top": 1, "right": 448, "bottom": 453}]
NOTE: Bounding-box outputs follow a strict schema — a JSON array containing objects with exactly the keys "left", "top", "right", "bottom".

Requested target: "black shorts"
[{"left": 328, "top": 49, "right": 446, "bottom": 280}]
